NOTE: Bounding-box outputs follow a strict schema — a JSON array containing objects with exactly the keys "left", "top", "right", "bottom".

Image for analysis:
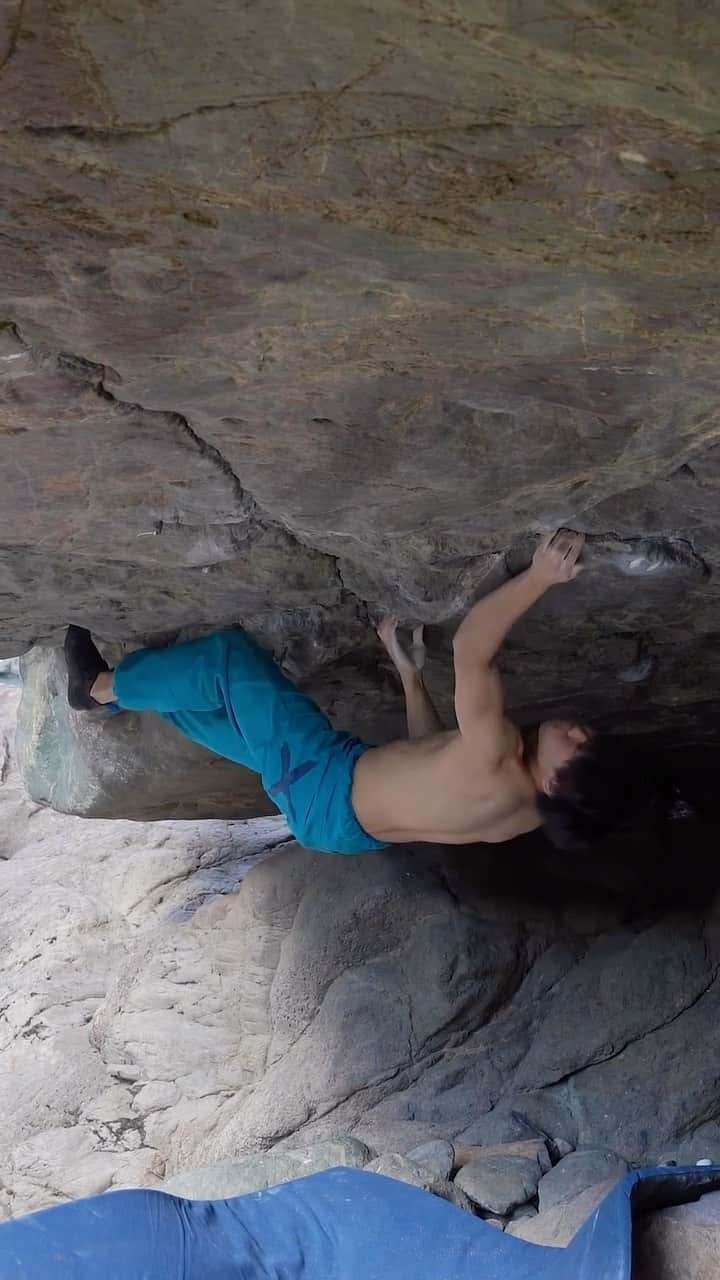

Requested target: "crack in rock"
[
  {"left": 6, "top": 320, "right": 366, "bottom": 611},
  {"left": 544, "top": 962, "right": 720, "bottom": 1092},
  {"left": 0, "top": 0, "right": 25, "bottom": 78},
  {"left": 594, "top": 534, "right": 710, "bottom": 579},
  {"left": 507, "top": 531, "right": 710, "bottom": 581}
]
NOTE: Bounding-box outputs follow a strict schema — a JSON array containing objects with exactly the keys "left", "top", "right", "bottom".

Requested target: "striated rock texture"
[{"left": 2, "top": 2, "right": 720, "bottom": 816}]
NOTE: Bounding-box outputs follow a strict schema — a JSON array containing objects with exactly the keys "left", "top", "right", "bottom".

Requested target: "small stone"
[
  {"left": 405, "top": 1139, "right": 455, "bottom": 1182},
  {"left": 537, "top": 1149, "right": 628, "bottom": 1213},
  {"left": 455, "top": 1153, "right": 543, "bottom": 1215}
]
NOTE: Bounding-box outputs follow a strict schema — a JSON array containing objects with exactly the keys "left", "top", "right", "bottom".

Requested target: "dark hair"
[{"left": 537, "top": 734, "right": 658, "bottom": 851}]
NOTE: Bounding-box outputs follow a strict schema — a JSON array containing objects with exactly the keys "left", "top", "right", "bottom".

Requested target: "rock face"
[
  {"left": 0, "top": 683, "right": 288, "bottom": 1214},
  {"left": 5, "top": 675, "right": 720, "bottom": 1220},
  {"left": 163, "top": 1138, "right": 371, "bottom": 1200},
  {"left": 2, "top": 1, "right": 720, "bottom": 1201},
  {"left": 2, "top": 2, "right": 720, "bottom": 815}
]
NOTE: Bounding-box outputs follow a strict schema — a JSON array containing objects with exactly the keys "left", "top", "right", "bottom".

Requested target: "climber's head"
[
  {"left": 532, "top": 727, "right": 651, "bottom": 850},
  {"left": 535, "top": 720, "right": 592, "bottom": 782}
]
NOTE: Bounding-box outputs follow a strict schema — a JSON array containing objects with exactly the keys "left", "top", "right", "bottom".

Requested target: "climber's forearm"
[{"left": 453, "top": 569, "right": 548, "bottom": 667}]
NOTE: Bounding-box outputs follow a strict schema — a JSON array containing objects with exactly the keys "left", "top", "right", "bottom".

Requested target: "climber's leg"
[
  {"left": 377, "top": 617, "right": 444, "bottom": 738},
  {"left": 65, "top": 626, "right": 388, "bottom": 852},
  {"left": 111, "top": 629, "right": 325, "bottom": 772},
  {"left": 68, "top": 626, "right": 310, "bottom": 769}
]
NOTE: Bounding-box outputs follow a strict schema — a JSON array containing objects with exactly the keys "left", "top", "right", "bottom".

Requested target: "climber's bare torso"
[
  {"left": 352, "top": 615, "right": 541, "bottom": 845},
  {"left": 353, "top": 724, "right": 541, "bottom": 845},
  {"left": 353, "top": 532, "right": 587, "bottom": 847}
]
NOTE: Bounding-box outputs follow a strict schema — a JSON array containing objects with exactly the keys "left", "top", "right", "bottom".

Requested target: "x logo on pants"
[{"left": 268, "top": 741, "right": 318, "bottom": 824}]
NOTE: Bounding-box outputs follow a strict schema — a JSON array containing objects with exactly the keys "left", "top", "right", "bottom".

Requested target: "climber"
[{"left": 64, "top": 530, "right": 645, "bottom": 853}]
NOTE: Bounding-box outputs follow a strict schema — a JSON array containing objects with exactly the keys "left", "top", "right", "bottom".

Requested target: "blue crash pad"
[{"left": 1, "top": 1163, "right": 720, "bottom": 1279}]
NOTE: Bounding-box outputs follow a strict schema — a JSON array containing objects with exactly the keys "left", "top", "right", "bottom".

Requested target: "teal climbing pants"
[{"left": 113, "top": 629, "right": 388, "bottom": 855}]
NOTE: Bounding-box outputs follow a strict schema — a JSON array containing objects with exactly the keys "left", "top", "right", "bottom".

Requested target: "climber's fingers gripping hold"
[{"left": 531, "top": 529, "right": 585, "bottom": 586}]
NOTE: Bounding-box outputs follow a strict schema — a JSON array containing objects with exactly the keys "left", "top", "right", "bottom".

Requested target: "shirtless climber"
[{"left": 64, "top": 530, "right": 642, "bottom": 854}]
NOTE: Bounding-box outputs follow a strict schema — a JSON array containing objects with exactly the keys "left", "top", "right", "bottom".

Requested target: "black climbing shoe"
[{"left": 64, "top": 625, "right": 110, "bottom": 710}]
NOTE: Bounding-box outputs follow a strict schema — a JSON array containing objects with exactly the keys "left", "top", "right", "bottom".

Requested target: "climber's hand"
[{"left": 531, "top": 529, "right": 585, "bottom": 585}]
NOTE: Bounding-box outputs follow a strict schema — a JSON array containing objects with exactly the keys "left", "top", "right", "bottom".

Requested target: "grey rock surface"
[
  {"left": 537, "top": 1148, "right": 628, "bottom": 1213},
  {"left": 366, "top": 1152, "right": 472, "bottom": 1212},
  {"left": 455, "top": 1100, "right": 580, "bottom": 1151},
  {"left": 4, "top": 676, "right": 720, "bottom": 1222},
  {"left": 349, "top": 1120, "right": 450, "bottom": 1156},
  {"left": 163, "top": 1138, "right": 370, "bottom": 1199},
  {"left": 404, "top": 1139, "right": 455, "bottom": 1182},
  {"left": 455, "top": 1153, "right": 543, "bottom": 1215},
  {"left": 0, "top": 684, "right": 285, "bottom": 1217},
  {"left": 2, "top": 2, "right": 720, "bottom": 815}
]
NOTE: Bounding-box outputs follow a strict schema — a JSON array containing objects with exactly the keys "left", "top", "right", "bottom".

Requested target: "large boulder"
[
  {"left": 0, "top": 685, "right": 288, "bottom": 1216},
  {"left": 4, "top": 675, "right": 720, "bottom": 1221},
  {"left": 1, "top": 2, "right": 720, "bottom": 813},
  {"left": 15, "top": 646, "right": 277, "bottom": 819}
]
